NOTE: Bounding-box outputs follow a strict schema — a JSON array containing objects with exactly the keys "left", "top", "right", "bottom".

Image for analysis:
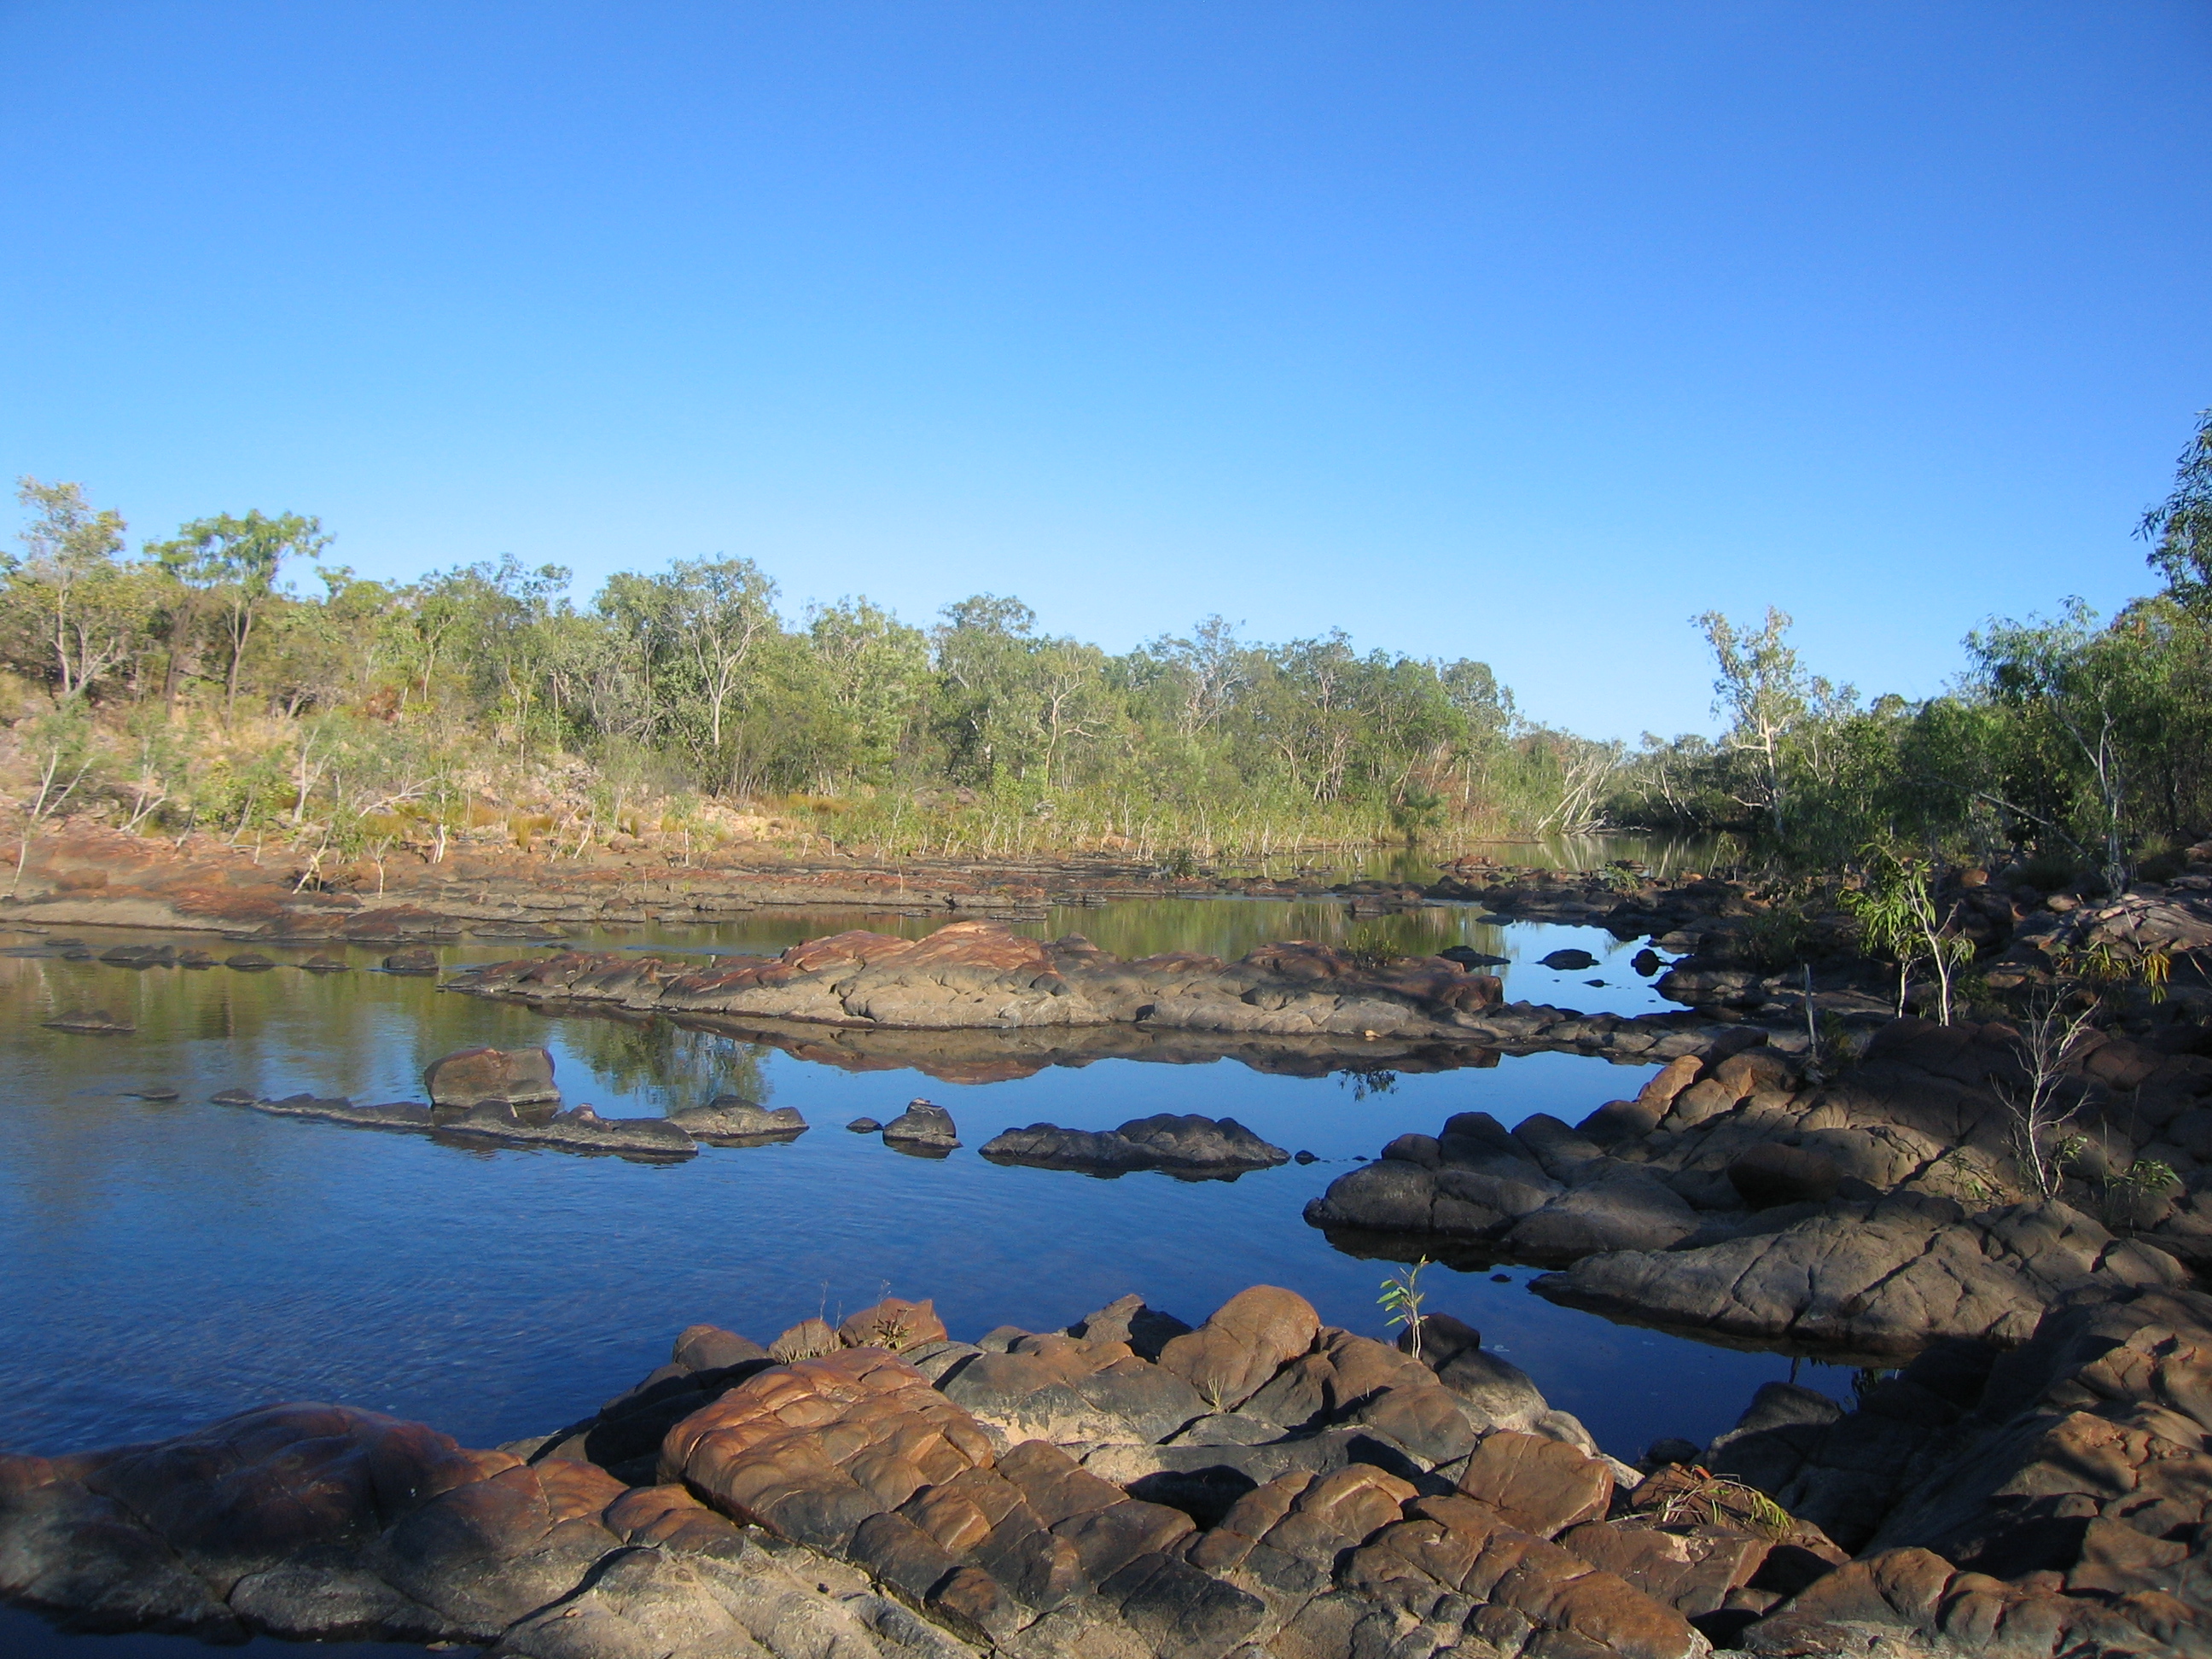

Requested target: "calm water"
[{"left": 0, "top": 894, "right": 1849, "bottom": 1654}]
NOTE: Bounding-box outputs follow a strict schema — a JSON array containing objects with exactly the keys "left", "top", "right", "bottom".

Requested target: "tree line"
[
  {"left": 0, "top": 482, "right": 1611, "bottom": 860},
  {"left": 1608, "top": 409, "right": 2212, "bottom": 889}
]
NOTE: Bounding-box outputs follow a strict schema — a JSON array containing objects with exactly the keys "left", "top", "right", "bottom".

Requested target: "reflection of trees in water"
[
  {"left": 557, "top": 1016, "right": 771, "bottom": 1115},
  {"left": 1042, "top": 900, "right": 1513, "bottom": 963},
  {"left": 1339, "top": 1068, "right": 1399, "bottom": 1100}
]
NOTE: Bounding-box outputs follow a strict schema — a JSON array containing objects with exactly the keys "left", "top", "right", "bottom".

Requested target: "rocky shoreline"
[
  {"left": 1309, "top": 1015, "right": 2212, "bottom": 1360},
  {"left": 4, "top": 1278, "right": 2205, "bottom": 1658}
]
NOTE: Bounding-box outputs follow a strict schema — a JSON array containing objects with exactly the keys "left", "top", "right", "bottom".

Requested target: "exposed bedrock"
[
  {"left": 980, "top": 1114, "right": 1289, "bottom": 1179},
  {"left": 0, "top": 1283, "right": 1758, "bottom": 1659},
  {"left": 12, "top": 1278, "right": 2212, "bottom": 1656},
  {"left": 441, "top": 919, "right": 1790, "bottom": 1085},
  {"left": 1314, "top": 1016, "right": 2210, "bottom": 1353}
]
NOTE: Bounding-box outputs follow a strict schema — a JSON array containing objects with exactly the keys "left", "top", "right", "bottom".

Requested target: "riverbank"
[{"left": 0, "top": 821, "right": 1726, "bottom": 940}]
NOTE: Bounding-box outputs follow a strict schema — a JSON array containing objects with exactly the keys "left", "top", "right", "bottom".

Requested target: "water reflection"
[{"left": 0, "top": 897, "right": 1854, "bottom": 1566}]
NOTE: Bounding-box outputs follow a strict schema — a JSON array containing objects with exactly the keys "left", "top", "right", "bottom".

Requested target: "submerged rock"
[
  {"left": 979, "top": 1113, "right": 1289, "bottom": 1179},
  {"left": 40, "top": 1012, "right": 133, "bottom": 1033},
  {"left": 381, "top": 946, "right": 439, "bottom": 975}
]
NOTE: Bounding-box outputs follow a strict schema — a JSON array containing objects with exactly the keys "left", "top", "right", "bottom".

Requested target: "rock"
[
  {"left": 1458, "top": 1429, "right": 1616, "bottom": 1537},
  {"left": 668, "top": 1095, "right": 808, "bottom": 1144},
  {"left": 1537, "top": 1196, "right": 2189, "bottom": 1353},
  {"left": 224, "top": 952, "right": 277, "bottom": 970},
  {"left": 1727, "top": 1144, "right": 1842, "bottom": 1208},
  {"left": 1294, "top": 1149, "right": 1317, "bottom": 1164},
  {"left": 298, "top": 953, "right": 349, "bottom": 972},
  {"left": 882, "top": 1100, "right": 959, "bottom": 1153},
  {"left": 1441, "top": 946, "right": 1511, "bottom": 968},
  {"left": 176, "top": 949, "right": 216, "bottom": 967},
  {"left": 123, "top": 1086, "right": 179, "bottom": 1100},
  {"left": 381, "top": 946, "right": 439, "bottom": 975},
  {"left": 1505, "top": 1173, "right": 1702, "bottom": 1260},
  {"left": 1069, "top": 1294, "right": 1193, "bottom": 1360},
  {"left": 40, "top": 1013, "right": 133, "bottom": 1033},
  {"left": 847, "top": 1116, "right": 882, "bottom": 1132},
  {"left": 768, "top": 1318, "right": 841, "bottom": 1362},
  {"left": 979, "top": 1114, "right": 1289, "bottom": 1179},
  {"left": 424, "top": 1045, "right": 560, "bottom": 1112},
  {"left": 99, "top": 943, "right": 175, "bottom": 967},
  {"left": 1157, "top": 1286, "right": 1322, "bottom": 1410},
  {"left": 1632, "top": 948, "right": 1665, "bottom": 975},
  {"left": 836, "top": 1297, "right": 949, "bottom": 1353},
  {"left": 1540, "top": 948, "right": 1598, "bottom": 970},
  {"left": 0, "top": 1401, "right": 963, "bottom": 1656}
]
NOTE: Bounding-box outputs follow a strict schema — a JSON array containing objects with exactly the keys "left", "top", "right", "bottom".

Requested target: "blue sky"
[{"left": 3, "top": 3, "right": 2207, "bottom": 741}]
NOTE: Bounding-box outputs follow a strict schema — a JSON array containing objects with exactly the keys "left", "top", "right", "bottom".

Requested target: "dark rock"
[
  {"left": 99, "top": 944, "right": 175, "bottom": 968},
  {"left": 980, "top": 1113, "right": 1288, "bottom": 1179},
  {"left": 224, "top": 952, "right": 277, "bottom": 970},
  {"left": 846, "top": 1116, "right": 882, "bottom": 1133},
  {"left": 669, "top": 1095, "right": 808, "bottom": 1144},
  {"left": 123, "top": 1086, "right": 179, "bottom": 1100},
  {"left": 1441, "top": 946, "right": 1511, "bottom": 968},
  {"left": 176, "top": 949, "right": 216, "bottom": 968},
  {"left": 881, "top": 1099, "right": 959, "bottom": 1152},
  {"left": 1536, "top": 1196, "right": 2187, "bottom": 1353},
  {"left": 1632, "top": 948, "right": 1665, "bottom": 976},
  {"left": 1294, "top": 1149, "right": 1317, "bottom": 1164},
  {"left": 1540, "top": 948, "right": 1598, "bottom": 970},
  {"left": 381, "top": 946, "right": 439, "bottom": 975},
  {"left": 1727, "top": 1144, "right": 1842, "bottom": 1208},
  {"left": 298, "top": 953, "right": 349, "bottom": 973},
  {"left": 423, "top": 1045, "right": 559, "bottom": 1112},
  {"left": 1069, "top": 1293, "right": 1193, "bottom": 1360}
]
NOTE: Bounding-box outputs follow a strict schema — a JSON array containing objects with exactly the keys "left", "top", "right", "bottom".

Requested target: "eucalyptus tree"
[
  {"left": 2139, "top": 407, "right": 2212, "bottom": 608},
  {"left": 9, "top": 477, "right": 138, "bottom": 697},
  {"left": 148, "top": 509, "right": 330, "bottom": 719}
]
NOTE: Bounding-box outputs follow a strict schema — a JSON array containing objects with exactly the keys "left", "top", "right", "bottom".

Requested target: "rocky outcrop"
[
  {"left": 1536, "top": 1193, "right": 2186, "bottom": 1354},
  {"left": 442, "top": 921, "right": 1785, "bottom": 1084},
  {"left": 1303, "top": 1109, "right": 1703, "bottom": 1266},
  {"left": 0, "top": 1400, "right": 969, "bottom": 1657},
  {"left": 0, "top": 1283, "right": 1816, "bottom": 1658},
  {"left": 448, "top": 921, "right": 1514, "bottom": 1042},
  {"left": 1318, "top": 1015, "right": 2212, "bottom": 1352},
  {"left": 1714, "top": 1284, "right": 2212, "bottom": 1657},
  {"left": 980, "top": 1114, "right": 1289, "bottom": 1179},
  {"left": 209, "top": 1091, "right": 699, "bottom": 1161}
]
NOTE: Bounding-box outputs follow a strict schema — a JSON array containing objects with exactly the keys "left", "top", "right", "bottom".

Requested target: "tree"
[
  {"left": 149, "top": 510, "right": 329, "bottom": 719},
  {"left": 1696, "top": 607, "right": 1813, "bottom": 836},
  {"left": 9, "top": 478, "right": 134, "bottom": 696},
  {"left": 657, "top": 556, "right": 777, "bottom": 786},
  {"left": 2139, "top": 407, "right": 2212, "bottom": 608}
]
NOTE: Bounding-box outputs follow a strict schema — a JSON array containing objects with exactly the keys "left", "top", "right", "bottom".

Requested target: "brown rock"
[
  {"left": 422, "top": 1045, "right": 558, "bottom": 1110},
  {"left": 835, "top": 1296, "right": 948, "bottom": 1353},
  {"left": 1158, "top": 1285, "right": 1323, "bottom": 1410},
  {"left": 1458, "top": 1429, "right": 1615, "bottom": 1537},
  {"left": 659, "top": 1348, "right": 995, "bottom": 1548}
]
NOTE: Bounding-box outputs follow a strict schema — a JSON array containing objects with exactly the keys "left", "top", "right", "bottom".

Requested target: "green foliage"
[{"left": 1377, "top": 1256, "right": 1430, "bottom": 1359}]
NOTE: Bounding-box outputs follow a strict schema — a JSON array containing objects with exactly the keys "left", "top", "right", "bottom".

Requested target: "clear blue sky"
[{"left": 4, "top": 3, "right": 2208, "bottom": 741}]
